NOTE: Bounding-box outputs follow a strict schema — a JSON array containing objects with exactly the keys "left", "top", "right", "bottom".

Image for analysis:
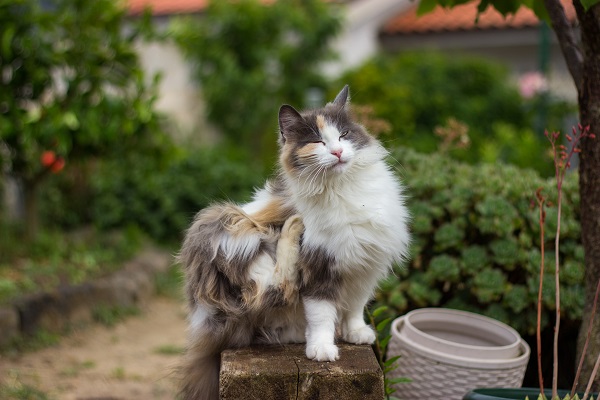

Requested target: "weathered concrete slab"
[{"left": 220, "top": 343, "right": 384, "bottom": 400}]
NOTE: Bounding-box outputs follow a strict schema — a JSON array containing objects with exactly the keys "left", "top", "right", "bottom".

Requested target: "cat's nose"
[{"left": 331, "top": 149, "right": 343, "bottom": 160}]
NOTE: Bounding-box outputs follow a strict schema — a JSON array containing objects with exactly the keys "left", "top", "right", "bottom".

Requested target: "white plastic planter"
[{"left": 387, "top": 308, "right": 530, "bottom": 400}]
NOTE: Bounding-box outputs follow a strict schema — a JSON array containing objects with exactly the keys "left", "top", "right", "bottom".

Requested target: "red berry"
[
  {"left": 40, "top": 151, "right": 56, "bottom": 167},
  {"left": 50, "top": 157, "right": 65, "bottom": 173}
]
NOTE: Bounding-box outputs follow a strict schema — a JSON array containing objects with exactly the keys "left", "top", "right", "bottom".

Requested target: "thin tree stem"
[
  {"left": 536, "top": 193, "right": 546, "bottom": 395},
  {"left": 552, "top": 184, "right": 563, "bottom": 400},
  {"left": 572, "top": 279, "right": 600, "bottom": 397},
  {"left": 582, "top": 352, "right": 600, "bottom": 400}
]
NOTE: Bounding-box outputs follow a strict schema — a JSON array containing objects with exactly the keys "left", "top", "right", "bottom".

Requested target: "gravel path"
[{"left": 0, "top": 296, "right": 187, "bottom": 400}]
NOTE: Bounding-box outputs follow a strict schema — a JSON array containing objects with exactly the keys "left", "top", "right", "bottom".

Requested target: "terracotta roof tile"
[
  {"left": 127, "top": 0, "right": 208, "bottom": 16},
  {"left": 383, "top": 0, "right": 576, "bottom": 34}
]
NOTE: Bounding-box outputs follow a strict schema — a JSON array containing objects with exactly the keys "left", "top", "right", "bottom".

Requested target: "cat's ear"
[
  {"left": 279, "top": 104, "right": 303, "bottom": 142},
  {"left": 332, "top": 85, "right": 350, "bottom": 108}
]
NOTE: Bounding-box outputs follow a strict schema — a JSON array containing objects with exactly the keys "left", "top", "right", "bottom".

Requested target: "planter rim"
[
  {"left": 403, "top": 308, "right": 522, "bottom": 359},
  {"left": 392, "top": 315, "right": 531, "bottom": 370},
  {"left": 463, "top": 387, "right": 600, "bottom": 400}
]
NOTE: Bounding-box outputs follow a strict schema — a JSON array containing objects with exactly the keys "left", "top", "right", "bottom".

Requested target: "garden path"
[{"left": 0, "top": 296, "right": 187, "bottom": 400}]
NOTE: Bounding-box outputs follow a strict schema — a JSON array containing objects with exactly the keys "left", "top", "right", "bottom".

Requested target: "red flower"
[{"left": 40, "top": 151, "right": 56, "bottom": 167}]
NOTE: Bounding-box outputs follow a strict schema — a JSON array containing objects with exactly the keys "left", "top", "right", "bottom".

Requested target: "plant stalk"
[
  {"left": 582, "top": 352, "right": 600, "bottom": 400},
  {"left": 552, "top": 184, "right": 562, "bottom": 400},
  {"left": 572, "top": 279, "right": 600, "bottom": 397},
  {"left": 536, "top": 191, "right": 546, "bottom": 395}
]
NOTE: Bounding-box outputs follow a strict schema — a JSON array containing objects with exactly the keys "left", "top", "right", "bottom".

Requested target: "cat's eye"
[
  {"left": 339, "top": 130, "right": 349, "bottom": 139},
  {"left": 310, "top": 140, "right": 325, "bottom": 145}
]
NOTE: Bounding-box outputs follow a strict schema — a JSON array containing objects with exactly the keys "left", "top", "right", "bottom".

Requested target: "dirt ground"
[{"left": 0, "top": 296, "right": 187, "bottom": 400}]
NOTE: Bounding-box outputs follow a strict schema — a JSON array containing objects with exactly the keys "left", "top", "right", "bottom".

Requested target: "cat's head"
[{"left": 278, "top": 85, "right": 376, "bottom": 185}]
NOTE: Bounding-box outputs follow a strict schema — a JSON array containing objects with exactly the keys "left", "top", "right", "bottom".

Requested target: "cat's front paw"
[
  {"left": 344, "top": 325, "right": 376, "bottom": 345},
  {"left": 306, "top": 343, "right": 339, "bottom": 362}
]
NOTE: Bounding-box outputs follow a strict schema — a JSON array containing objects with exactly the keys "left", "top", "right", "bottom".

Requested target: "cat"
[{"left": 178, "top": 85, "right": 410, "bottom": 400}]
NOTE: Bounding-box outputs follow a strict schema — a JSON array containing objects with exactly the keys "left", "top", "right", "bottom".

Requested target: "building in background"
[
  {"left": 127, "top": 0, "right": 577, "bottom": 138},
  {"left": 379, "top": 0, "right": 578, "bottom": 100}
]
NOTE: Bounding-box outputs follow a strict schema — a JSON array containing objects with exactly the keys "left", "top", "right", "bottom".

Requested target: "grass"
[
  {"left": 92, "top": 305, "right": 141, "bottom": 327},
  {"left": 0, "top": 223, "right": 144, "bottom": 305},
  {"left": 153, "top": 344, "right": 184, "bottom": 355},
  {"left": 0, "top": 384, "right": 52, "bottom": 400},
  {"left": 110, "top": 366, "right": 126, "bottom": 380},
  {"left": 154, "top": 264, "right": 184, "bottom": 299},
  {"left": 0, "top": 371, "right": 52, "bottom": 400},
  {"left": 59, "top": 360, "right": 96, "bottom": 378},
  {"left": 1, "top": 330, "right": 61, "bottom": 356}
]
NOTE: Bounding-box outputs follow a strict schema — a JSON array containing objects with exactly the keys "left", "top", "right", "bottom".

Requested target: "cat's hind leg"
[{"left": 243, "top": 214, "right": 303, "bottom": 311}]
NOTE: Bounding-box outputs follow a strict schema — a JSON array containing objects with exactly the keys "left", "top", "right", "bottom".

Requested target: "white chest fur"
[{"left": 295, "top": 157, "right": 410, "bottom": 275}]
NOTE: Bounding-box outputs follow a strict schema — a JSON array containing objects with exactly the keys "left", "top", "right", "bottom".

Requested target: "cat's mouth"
[{"left": 330, "top": 158, "right": 349, "bottom": 172}]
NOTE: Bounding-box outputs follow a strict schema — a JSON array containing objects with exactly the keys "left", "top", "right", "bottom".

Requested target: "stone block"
[{"left": 220, "top": 344, "right": 384, "bottom": 400}]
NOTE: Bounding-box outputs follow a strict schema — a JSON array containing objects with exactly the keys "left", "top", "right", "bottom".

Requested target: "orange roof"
[
  {"left": 127, "top": 0, "right": 208, "bottom": 15},
  {"left": 383, "top": 0, "right": 576, "bottom": 34}
]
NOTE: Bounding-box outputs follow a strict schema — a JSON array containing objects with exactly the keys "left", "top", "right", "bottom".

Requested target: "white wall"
[{"left": 323, "top": 0, "right": 413, "bottom": 77}]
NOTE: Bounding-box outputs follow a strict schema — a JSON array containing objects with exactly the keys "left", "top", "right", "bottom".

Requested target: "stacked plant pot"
[{"left": 387, "top": 308, "right": 530, "bottom": 399}]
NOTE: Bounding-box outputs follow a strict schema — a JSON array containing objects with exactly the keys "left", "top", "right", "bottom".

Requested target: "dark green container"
[{"left": 463, "top": 388, "right": 598, "bottom": 399}]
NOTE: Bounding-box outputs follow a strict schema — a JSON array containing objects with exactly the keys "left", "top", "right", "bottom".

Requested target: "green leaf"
[
  {"left": 387, "top": 377, "right": 411, "bottom": 384},
  {"left": 63, "top": 111, "right": 80, "bottom": 130},
  {"left": 417, "top": 0, "right": 439, "bottom": 15},
  {"left": 25, "top": 106, "right": 42, "bottom": 124},
  {"left": 372, "top": 305, "right": 388, "bottom": 318},
  {"left": 384, "top": 355, "right": 401, "bottom": 367},
  {"left": 2, "top": 24, "right": 15, "bottom": 58},
  {"left": 376, "top": 317, "right": 392, "bottom": 332},
  {"left": 527, "top": 0, "right": 550, "bottom": 22},
  {"left": 379, "top": 335, "right": 391, "bottom": 350},
  {"left": 581, "top": 0, "right": 600, "bottom": 11},
  {"left": 488, "top": 0, "right": 521, "bottom": 15}
]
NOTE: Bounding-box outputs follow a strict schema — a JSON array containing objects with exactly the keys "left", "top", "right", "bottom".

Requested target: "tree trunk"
[{"left": 575, "top": 0, "right": 600, "bottom": 389}]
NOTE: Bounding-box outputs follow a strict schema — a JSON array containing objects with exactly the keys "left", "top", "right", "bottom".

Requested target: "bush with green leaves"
[
  {"left": 87, "top": 145, "right": 266, "bottom": 242},
  {"left": 335, "top": 52, "right": 575, "bottom": 176},
  {"left": 0, "top": 0, "right": 162, "bottom": 238},
  {"left": 170, "top": 0, "right": 341, "bottom": 161},
  {"left": 374, "top": 147, "right": 583, "bottom": 336}
]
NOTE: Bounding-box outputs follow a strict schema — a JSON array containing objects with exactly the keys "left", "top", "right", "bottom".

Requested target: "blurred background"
[{"left": 0, "top": 0, "right": 584, "bottom": 397}]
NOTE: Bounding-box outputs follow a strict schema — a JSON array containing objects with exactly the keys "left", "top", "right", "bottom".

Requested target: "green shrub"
[
  {"left": 375, "top": 147, "right": 583, "bottom": 335},
  {"left": 89, "top": 144, "right": 266, "bottom": 242},
  {"left": 0, "top": 226, "right": 143, "bottom": 304},
  {"left": 0, "top": 0, "right": 162, "bottom": 238},
  {"left": 171, "top": 0, "right": 340, "bottom": 162},
  {"left": 335, "top": 52, "right": 575, "bottom": 176}
]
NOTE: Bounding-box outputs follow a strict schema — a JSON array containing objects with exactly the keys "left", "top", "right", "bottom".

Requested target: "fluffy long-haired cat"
[{"left": 178, "top": 85, "right": 410, "bottom": 400}]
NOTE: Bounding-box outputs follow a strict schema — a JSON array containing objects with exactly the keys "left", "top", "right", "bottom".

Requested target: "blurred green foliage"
[
  {"left": 336, "top": 52, "right": 575, "bottom": 176},
  {"left": 0, "top": 225, "right": 143, "bottom": 304},
  {"left": 170, "top": 0, "right": 341, "bottom": 160},
  {"left": 374, "top": 147, "right": 583, "bottom": 336},
  {"left": 0, "top": 0, "right": 166, "bottom": 238},
  {"left": 40, "top": 144, "right": 265, "bottom": 243},
  {"left": 90, "top": 145, "right": 265, "bottom": 241}
]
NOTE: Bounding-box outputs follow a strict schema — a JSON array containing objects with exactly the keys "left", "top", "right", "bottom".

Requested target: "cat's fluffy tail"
[{"left": 179, "top": 331, "right": 221, "bottom": 400}]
